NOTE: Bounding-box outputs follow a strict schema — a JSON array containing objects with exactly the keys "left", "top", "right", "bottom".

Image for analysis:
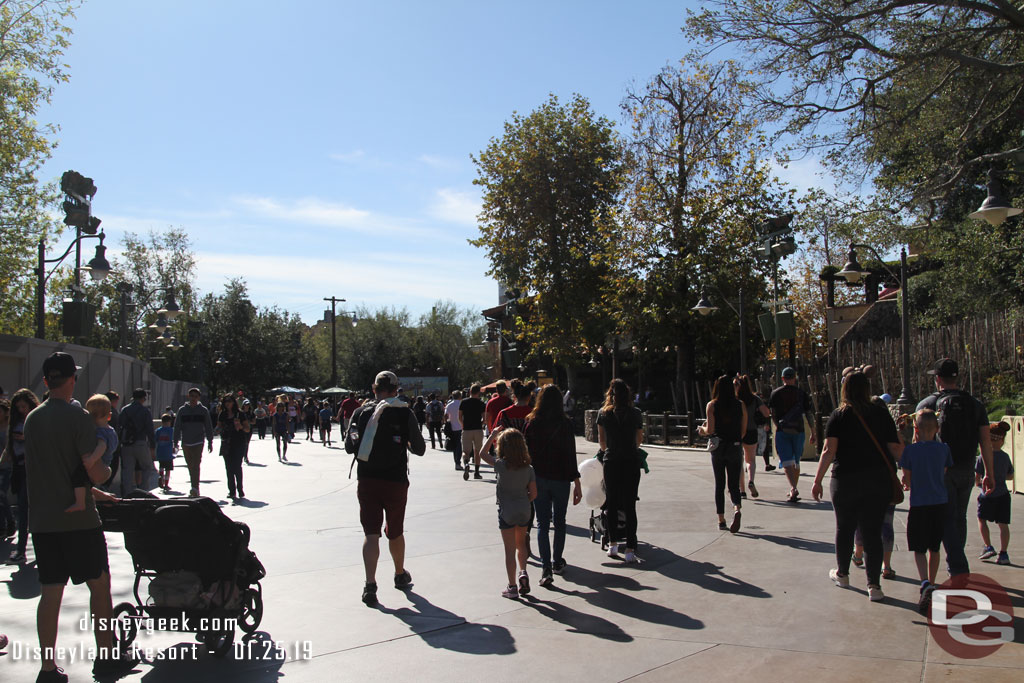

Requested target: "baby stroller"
[
  {"left": 589, "top": 506, "right": 629, "bottom": 551},
  {"left": 99, "top": 496, "right": 266, "bottom": 657}
]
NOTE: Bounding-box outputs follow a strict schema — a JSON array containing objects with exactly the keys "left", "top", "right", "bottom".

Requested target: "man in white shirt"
[{"left": 444, "top": 391, "right": 463, "bottom": 472}]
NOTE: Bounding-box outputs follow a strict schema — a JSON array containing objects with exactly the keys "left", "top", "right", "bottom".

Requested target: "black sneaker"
[
  {"left": 473, "top": 472, "right": 483, "bottom": 480},
  {"left": 394, "top": 570, "right": 413, "bottom": 590},
  {"left": 92, "top": 650, "right": 139, "bottom": 679},
  {"left": 463, "top": 468, "right": 469, "bottom": 481},
  {"left": 538, "top": 568, "right": 553, "bottom": 587},
  {"left": 765, "top": 464, "right": 776, "bottom": 471},
  {"left": 918, "top": 582, "right": 934, "bottom": 614},
  {"left": 362, "top": 582, "right": 378, "bottom": 606},
  {"left": 35, "top": 667, "right": 68, "bottom": 683},
  {"left": 552, "top": 558, "right": 566, "bottom": 575}
]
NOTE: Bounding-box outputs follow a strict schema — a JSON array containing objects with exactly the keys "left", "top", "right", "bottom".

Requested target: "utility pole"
[{"left": 324, "top": 296, "right": 345, "bottom": 387}]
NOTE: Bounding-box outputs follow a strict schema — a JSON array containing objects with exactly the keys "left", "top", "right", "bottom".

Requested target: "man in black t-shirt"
[
  {"left": 916, "top": 358, "right": 994, "bottom": 577},
  {"left": 768, "top": 367, "right": 816, "bottom": 503},
  {"left": 345, "top": 371, "right": 426, "bottom": 606},
  {"left": 458, "top": 384, "right": 486, "bottom": 480}
]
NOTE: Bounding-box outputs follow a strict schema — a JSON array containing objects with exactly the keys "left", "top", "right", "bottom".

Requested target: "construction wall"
[{"left": 0, "top": 334, "right": 202, "bottom": 411}]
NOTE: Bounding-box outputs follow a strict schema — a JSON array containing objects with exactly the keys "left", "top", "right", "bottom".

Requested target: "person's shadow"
[
  {"left": 140, "top": 630, "right": 285, "bottom": 682},
  {"left": 1, "top": 560, "right": 40, "bottom": 600},
  {"left": 377, "top": 590, "right": 516, "bottom": 655},
  {"left": 521, "top": 588, "right": 633, "bottom": 641},
  {"left": 637, "top": 544, "right": 772, "bottom": 599}
]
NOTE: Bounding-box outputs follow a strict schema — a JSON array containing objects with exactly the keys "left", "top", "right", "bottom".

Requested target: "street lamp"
[
  {"left": 34, "top": 230, "right": 111, "bottom": 339},
  {"left": 323, "top": 296, "right": 359, "bottom": 387},
  {"left": 838, "top": 242, "right": 915, "bottom": 406},
  {"left": 756, "top": 214, "right": 797, "bottom": 383},
  {"left": 969, "top": 168, "right": 1022, "bottom": 227},
  {"left": 693, "top": 285, "right": 749, "bottom": 374}
]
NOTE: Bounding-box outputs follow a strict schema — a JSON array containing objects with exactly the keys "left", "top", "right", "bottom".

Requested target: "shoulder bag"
[{"left": 851, "top": 407, "right": 904, "bottom": 505}]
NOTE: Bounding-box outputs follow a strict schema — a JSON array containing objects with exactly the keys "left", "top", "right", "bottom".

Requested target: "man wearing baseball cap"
[
  {"left": 916, "top": 358, "right": 994, "bottom": 577},
  {"left": 768, "top": 367, "right": 816, "bottom": 503},
  {"left": 24, "top": 352, "right": 137, "bottom": 681},
  {"left": 345, "top": 370, "right": 425, "bottom": 606}
]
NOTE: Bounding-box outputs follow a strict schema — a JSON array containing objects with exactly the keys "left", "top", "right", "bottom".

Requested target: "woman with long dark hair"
[
  {"left": 812, "top": 371, "right": 901, "bottom": 602},
  {"left": 597, "top": 378, "right": 644, "bottom": 562},
  {"left": 1, "top": 389, "right": 40, "bottom": 562},
  {"left": 735, "top": 375, "right": 770, "bottom": 499},
  {"left": 523, "top": 384, "right": 582, "bottom": 588},
  {"left": 216, "top": 393, "right": 250, "bottom": 500},
  {"left": 698, "top": 376, "right": 747, "bottom": 533}
]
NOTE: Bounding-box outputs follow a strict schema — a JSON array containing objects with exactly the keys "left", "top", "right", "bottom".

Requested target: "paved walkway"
[{"left": 1, "top": 434, "right": 1021, "bottom": 682}]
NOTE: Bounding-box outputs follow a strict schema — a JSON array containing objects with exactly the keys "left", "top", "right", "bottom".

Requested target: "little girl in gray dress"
[{"left": 480, "top": 426, "right": 537, "bottom": 598}]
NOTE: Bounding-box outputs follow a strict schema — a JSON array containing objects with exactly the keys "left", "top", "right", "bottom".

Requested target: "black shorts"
[
  {"left": 158, "top": 458, "right": 174, "bottom": 470},
  {"left": 907, "top": 504, "right": 945, "bottom": 553},
  {"left": 742, "top": 432, "right": 758, "bottom": 446},
  {"left": 32, "top": 527, "right": 109, "bottom": 585},
  {"left": 978, "top": 494, "right": 1011, "bottom": 525}
]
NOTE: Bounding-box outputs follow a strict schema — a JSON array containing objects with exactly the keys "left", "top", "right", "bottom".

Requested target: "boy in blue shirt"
[
  {"left": 899, "top": 409, "right": 952, "bottom": 614},
  {"left": 318, "top": 401, "right": 334, "bottom": 447},
  {"left": 155, "top": 413, "right": 176, "bottom": 491},
  {"left": 977, "top": 421, "right": 1014, "bottom": 565}
]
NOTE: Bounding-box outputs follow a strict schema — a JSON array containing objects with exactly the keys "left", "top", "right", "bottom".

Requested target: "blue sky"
[{"left": 40, "top": 1, "right": 820, "bottom": 324}]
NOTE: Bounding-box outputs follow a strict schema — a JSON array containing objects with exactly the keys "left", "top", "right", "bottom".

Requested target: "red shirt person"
[{"left": 485, "top": 381, "right": 514, "bottom": 433}]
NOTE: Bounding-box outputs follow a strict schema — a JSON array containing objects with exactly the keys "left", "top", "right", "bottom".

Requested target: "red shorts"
[{"left": 357, "top": 479, "right": 409, "bottom": 539}]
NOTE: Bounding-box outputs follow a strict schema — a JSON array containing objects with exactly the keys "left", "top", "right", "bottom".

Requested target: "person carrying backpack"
[
  {"left": 345, "top": 371, "right": 426, "bottom": 606},
  {"left": 915, "top": 358, "right": 995, "bottom": 577},
  {"left": 425, "top": 393, "right": 445, "bottom": 449}
]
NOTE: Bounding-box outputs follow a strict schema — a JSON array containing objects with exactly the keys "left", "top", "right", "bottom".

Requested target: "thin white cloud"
[
  {"left": 429, "top": 188, "right": 480, "bottom": 226},
  {"left": 232, "top": 196, "right": 370, "bottom": 228},
  {"left": 194, "top": 250, "right": 496, "bottom": 321},
  {"left": 418, "top": 154, "right": 463, "bottom": 171},
  {"left": 329, "top": 150, "right": 366, "bottom": 163}
]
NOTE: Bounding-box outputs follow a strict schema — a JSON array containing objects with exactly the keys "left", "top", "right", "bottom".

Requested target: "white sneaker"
[
  {"left": 829, "top": 568, "right": 849, "bottom": 588},
  {"left": 624, "top": 550, "right": 638, "bottom": 564},
  {"left": 868, "top": 585, "right": 885, "bottom": 602},
  {"left": 607, "top": 544, "right": 619, "bottom": 558}
]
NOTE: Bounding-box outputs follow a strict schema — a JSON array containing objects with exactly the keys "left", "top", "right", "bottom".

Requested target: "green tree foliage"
[
  {"left": 618, "top": 58, "right": 787, "bottom": 400},
  {"left": 199, "top": 279, "right": 314, "bottom": 397},
  {"left": 84, "top": 228, "right": 198, "bottom": 356},
  {"left": 335, "top": 307, "right": 414, "bottom": 392},
  {"left": 685, "top": 0, "right": 1024, "bottom": 214},
  {"left": 471, "top": 94, "right": 625, "bottom": 385},
  {"left": 413, "top": 301, "right": 487, "bottom": 389},
  {"left": 0, "top": 0, "right": 75, "bottom": 335}
]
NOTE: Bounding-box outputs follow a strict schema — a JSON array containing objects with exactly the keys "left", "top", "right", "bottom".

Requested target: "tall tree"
[
  {"left": 685, "top": 0, "right": 1024, "bottom": 215},
  {"left": 413, "top": 300, "right": 486, "bottom": 389},
  {"left": 471, "top": 94, "right": 624, "bottom": 391},
  {"left": 0, "top": 0, "right": 75, "bottom": 335},
  {"left": 618, "top": 58, "right": 787, "bottom": 408}
]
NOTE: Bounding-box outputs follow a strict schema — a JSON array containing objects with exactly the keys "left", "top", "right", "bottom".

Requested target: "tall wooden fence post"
[{"left": 686, "top": 411, "right": 695, "bottom": 447}]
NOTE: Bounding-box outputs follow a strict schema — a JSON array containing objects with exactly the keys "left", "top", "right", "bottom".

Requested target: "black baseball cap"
[
  {"left": 42, "top": 352, "right": 81, "bottom": 382},
  {"left": 927, "top": 358, "right": 958, "bottom": 378}
]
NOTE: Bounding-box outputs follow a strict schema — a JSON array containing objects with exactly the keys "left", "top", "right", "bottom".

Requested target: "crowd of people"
[{"left": 0, "top": 351, "right": 1016, "bottom": 681}]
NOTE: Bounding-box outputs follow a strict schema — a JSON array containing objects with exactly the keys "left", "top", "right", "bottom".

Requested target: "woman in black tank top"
[{"left": 698, "top": 376, "right": 748, "bottom": 533}]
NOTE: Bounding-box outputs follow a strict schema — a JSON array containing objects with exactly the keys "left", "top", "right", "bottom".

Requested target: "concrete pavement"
[{"left": 1, "top": 433, "right": 1021, "bottom": 682}]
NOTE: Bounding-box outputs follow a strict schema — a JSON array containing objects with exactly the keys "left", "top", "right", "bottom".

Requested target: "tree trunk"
[{"left": 563, "top": 362, "right": 578, "bottom": 396}]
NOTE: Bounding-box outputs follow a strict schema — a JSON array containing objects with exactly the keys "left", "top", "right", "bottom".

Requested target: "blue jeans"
[
  {"left": 534, "top": 476, "right": 570, "bottom": 570},
  {"left": 944, "top": 468, "right": 974, "bottom": 576}
]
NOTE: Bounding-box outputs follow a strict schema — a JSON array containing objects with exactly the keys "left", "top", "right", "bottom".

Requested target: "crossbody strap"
[{"left": 850, "top": 407, "right": 897, "bottom": 478}]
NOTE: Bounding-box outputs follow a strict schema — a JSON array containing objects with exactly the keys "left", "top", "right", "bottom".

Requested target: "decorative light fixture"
[
  {"left": 837, "top": 244, "right": 869, "bottom": 284},
  {"left": 588, "top": 355, "right": 599, "bottom": 368},
  {"left": 157, "top": 289, "right": 182, "bottom": 320},
  {"left": 148, "top": 316, "right": 171, "bottom": 333},
  {"left": 691, "top": 288, "right": 719, "bottom": 316},
  {"left": 80, "top": 234, "right": 111, "bottom": 281},
  {"left": 969, "top": 169, "right": 1022, "bottom": 227}
]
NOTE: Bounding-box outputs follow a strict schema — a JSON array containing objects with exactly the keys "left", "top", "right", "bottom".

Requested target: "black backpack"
[
  {"left": 346, "top": 401, "right": 412, "bottom": 477},
  {"left": 935, "top": 390, "right": 980, "bottom": 467}
]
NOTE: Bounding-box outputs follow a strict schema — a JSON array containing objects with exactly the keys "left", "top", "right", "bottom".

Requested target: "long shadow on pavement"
[
  {"left": 549, "top": 564, "right": 705, "bottom": 632},
  {"left": 638, "top": 544, "right": 771, "bottom": 599},
  {"left": 377, "top": 590, "right": 517, "bottom": 655},
  {"left": 140, "top": 630, "right": 285, "bottom": 683},
  {"left": 1, "top": 560, "right": 40, "bottom": 600},
  {"left": 737, "top": 533, "right": 834, "bottom": 554}
]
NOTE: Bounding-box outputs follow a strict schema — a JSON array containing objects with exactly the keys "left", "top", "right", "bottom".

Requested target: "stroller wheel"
[
  {"left": 204, "top": 627, "right": 234, "bottom": 658},
  {"left": 112, "top": 602, "right": 139, "bottom": 650},
  {"left": 239, "top": 585, "right": 264, "bottom": 634}
]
